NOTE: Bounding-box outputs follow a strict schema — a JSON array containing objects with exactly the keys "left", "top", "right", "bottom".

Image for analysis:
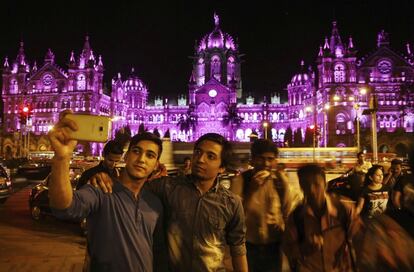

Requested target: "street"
[
  {"left": 0, "top": 169, "right": 342, "bottom": 272},
  {"left": 0, "top": 184, "right": 86, "bottom": 272}
]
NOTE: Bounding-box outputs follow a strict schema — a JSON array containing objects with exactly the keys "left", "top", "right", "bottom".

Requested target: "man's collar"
[{"left": 188, "top": 174, "right": 220, "bottom": 193}]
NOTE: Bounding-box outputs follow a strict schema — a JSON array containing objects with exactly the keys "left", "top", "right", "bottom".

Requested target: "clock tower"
[{"left": 316, "top": 21, "right": 359, "bottom": 147}]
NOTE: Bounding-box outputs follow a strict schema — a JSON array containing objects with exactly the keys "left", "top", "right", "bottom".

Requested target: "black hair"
[
  {"left": 390, "top": 158, "right": 403, "bottom": 166},
  {"left": 363, "top": 165, "right": 384, "bottom": 186},
  {"left": 103, "top": 140, "right": 124, "bottom": 156},
  {"left": 128, "top": 132, "right": 163, "bottom": 159},
  {"left": 251, "top": 139, "right": 278, "bottom": 158},
  {"left": 194, "top": 133, "right": 233, "bottom": 168},
  {"left": 357, "top": 151, "right": 364, "bottom": 157},
  {"left": 183, "top": 156, "right": 191, "bottom": 162},
  {"left": 297, "top": 164, "right": 325, "bottom": 191}
]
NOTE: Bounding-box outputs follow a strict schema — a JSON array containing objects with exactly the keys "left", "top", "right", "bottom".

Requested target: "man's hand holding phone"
[{"left": 48, "top": 110, "right": 79, "bottom": 160}]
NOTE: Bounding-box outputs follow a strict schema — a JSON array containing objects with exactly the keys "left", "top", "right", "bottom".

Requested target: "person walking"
[
  {"left": 283, "top": 164, "right": 360, "bottom": 272},
  {"left": 230, "top": 139, "right": 286, "bottom": 272}
]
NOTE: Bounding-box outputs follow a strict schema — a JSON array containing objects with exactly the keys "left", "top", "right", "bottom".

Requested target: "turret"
[{"left": 44, "top": 48, "right": 55, "bottom": 64}]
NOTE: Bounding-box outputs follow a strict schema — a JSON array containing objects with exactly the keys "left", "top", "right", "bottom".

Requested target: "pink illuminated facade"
[{"left": 1, "top": 15, "right": 413, "bottom": 157}]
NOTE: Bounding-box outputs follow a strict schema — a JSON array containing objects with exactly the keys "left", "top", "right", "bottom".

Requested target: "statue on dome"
[{"left": 214, "top": 12, "right": 219, "bottom": 27}]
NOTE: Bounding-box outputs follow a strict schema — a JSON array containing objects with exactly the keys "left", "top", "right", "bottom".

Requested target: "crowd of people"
[{"left": 47, "top": 112, "right": 414, "bottom": 272}]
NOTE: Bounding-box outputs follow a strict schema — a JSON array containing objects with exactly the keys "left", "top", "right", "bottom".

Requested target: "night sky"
[{"left": 1, "top": 0, "right": 413, "bottom": 101}]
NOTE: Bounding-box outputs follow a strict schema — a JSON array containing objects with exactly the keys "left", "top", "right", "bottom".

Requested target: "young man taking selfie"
[{"left": 48, "top": 113, "right": 167, "bottom": 272}]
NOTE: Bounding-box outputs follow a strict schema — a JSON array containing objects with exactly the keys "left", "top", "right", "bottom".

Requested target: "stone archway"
[
  {"left": 379, "top": 144, "right": 389, "bottom": 153},
  {"left": 395, "top": 143, "right": 408, "bottom": 157},
  {"left": 4, "top": 145, "right": 13, "bottom": 160}
]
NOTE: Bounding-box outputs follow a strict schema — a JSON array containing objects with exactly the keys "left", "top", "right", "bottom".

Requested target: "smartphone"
[{"left": 65, "top": 114, "right": 111, "bottom": 142}]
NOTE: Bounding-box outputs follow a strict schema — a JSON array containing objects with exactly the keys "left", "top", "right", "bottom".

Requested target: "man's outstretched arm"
[{"left": 48, "top": 114, "right": 78, "bottom": 209}]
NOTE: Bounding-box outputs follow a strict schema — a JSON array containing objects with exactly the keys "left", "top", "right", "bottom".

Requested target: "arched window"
[
  {"left": 236, "top": 129, "right": 244, "bottom": 141},
  {"left": 211, "top": 55, "right": 221, "bottom": 81},
  {"left": 227, "top": 56, "right": 235, "bottom": 82},
  {"left": 334, "top": 63, "right": 346, "bottom": 83},
  {"left": 335, "top": 113, "right": 347, "bottom": 134},
  {"left": 77, "top": 74, "right": 86, "bottom": 90}
]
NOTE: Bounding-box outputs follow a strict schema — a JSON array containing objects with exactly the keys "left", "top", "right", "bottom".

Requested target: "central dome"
[
  {"left": 124, "top": 68, "right": 147, "bottom": 92},
  {"left": 198, "top": 13, "right": 236, "bottom": 52}
]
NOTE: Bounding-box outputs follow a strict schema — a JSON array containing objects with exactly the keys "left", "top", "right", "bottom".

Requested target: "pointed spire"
[
  {"left": 323, "top": 37, "right": 330, "bottom": 49},
  {"left": 189, "top": 72, "right": 196, "bottom": 83},
  {"left": 16, "top": 41, "right": 26, "bottom": 66},
  {"left": 3, "top": 56, "right": 9, "bottom": 68},
  {"left": 377, "top": 30, "right": 390, "bottom": 48},
  {"left": 88, "top": 49, "right": 95, "bottom": 61},
  {"left": 117, "top": 72, "right": 121, "bottom": 79},
  {"left": 70, "top": 51, "right": 75, "bottom": 62},
  {"left": 131, "top": 67, "right": 135, "bottom": 74},
  {"left": 348, "top": 36, "right": 354, "bottom": 49},
  {"left": 329, "top": 21, "right": 343, "bottom": 53},
  {"left": 44, "top": 48, "right": 55, "bottom": 64},
  {"left": 300, "top": 60, "right": 305, "bottom": 73},
  {"left": 98, "top": 55, "right": 103, "bottom": 66},
  {"left": 406, "top": 43, "right": 412, "bottom": 55},
  {"left": 32, "top": 61, "right": 37, "bottom": 72},
  {"left": 213, "top": 12, "right": 220, "bottom": 28},
  {"left": 83, "top": 35, "right": 91, "bottom": 54},
  {"left": 318, "top": 45, "right": 323, "bottom": 56}
]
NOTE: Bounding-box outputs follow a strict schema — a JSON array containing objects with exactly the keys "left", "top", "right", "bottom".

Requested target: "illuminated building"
[{"left": 1, "top": 15, "right": 413, "bottom": 157}]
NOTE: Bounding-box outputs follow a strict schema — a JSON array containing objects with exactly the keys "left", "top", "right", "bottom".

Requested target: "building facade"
[{"left": 1, "top": 15, "right": 413, "bottom": 158}]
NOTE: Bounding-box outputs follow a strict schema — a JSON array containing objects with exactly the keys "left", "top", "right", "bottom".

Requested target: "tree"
[
  {"left": 138, "top": 123, "right": 146, "bottom": 134},
  {"left": 114, "top": 125, "right": 132, "bottom": 147},
  {"left": 222, "top": 103, "right": 243, "bottom": 140},
  {"left": 284, "top": 126, "right": 293, "bottom": 147},
  {"left": 153, "top": 128, "right": 161, "bottom": 138},
  {"left": 249, "top": 129, "right": 258, "bottom": 142},
  {"left": 304, "top": 126, "right": 314, "bottom": 147},
  {"left": 163, "top": 129, "right": 171, "bottom": 139},
  {"left": 293, "top": 128, "right": 303, "bottom": 147}
]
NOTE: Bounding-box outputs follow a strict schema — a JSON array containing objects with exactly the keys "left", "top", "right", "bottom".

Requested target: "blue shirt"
[{"left": 52, "top": 180, "right": 165, "bottom": 272}]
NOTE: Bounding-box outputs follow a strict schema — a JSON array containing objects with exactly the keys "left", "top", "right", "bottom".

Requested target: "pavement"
[
  {"left": 0, "top": 187, "right": 86, "bottom": 272},
  {"left": 0, "top": 169, "right": 332, "bottom": 272}
]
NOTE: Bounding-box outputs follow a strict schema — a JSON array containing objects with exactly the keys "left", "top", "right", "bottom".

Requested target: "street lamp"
[
  {"left": 354, "top": 87, "right": 367, "bottom": 153},
  {"left": 354, "top": 103, "right": 361, "bottom": 152},
  {"left": 323, "top": 104, "right": 330, "bottom": 147},
  {"left": 263, "top": 121, "right": 269, "bottom": 139},
  {"left": 362, "top": 91, "right": 379, "bottom": 163}
]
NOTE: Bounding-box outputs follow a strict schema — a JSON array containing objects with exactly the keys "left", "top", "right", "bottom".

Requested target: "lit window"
[{"left": 334, "top": 63, "right": 346, "bottom": 83}]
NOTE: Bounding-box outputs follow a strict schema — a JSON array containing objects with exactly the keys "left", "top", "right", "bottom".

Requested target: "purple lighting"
[{"left": 1, "top": 17, "right": 413, "bottom": 158}]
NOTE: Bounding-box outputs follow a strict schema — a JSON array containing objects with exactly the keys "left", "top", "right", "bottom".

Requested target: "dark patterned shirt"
[{"left": 146, "top": 174, "right": 246, "bottom": 272}]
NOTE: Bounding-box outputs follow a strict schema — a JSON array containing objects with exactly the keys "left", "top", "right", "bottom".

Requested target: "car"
[
  {"left": 28, "top": 165, "right": 87, "bottom": 235},
  {"left": 17, "top": 162, "right": 51, "bottom": 182},
  {"left": 0, "top": 165, "right": 12, "bottom": 204}
]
